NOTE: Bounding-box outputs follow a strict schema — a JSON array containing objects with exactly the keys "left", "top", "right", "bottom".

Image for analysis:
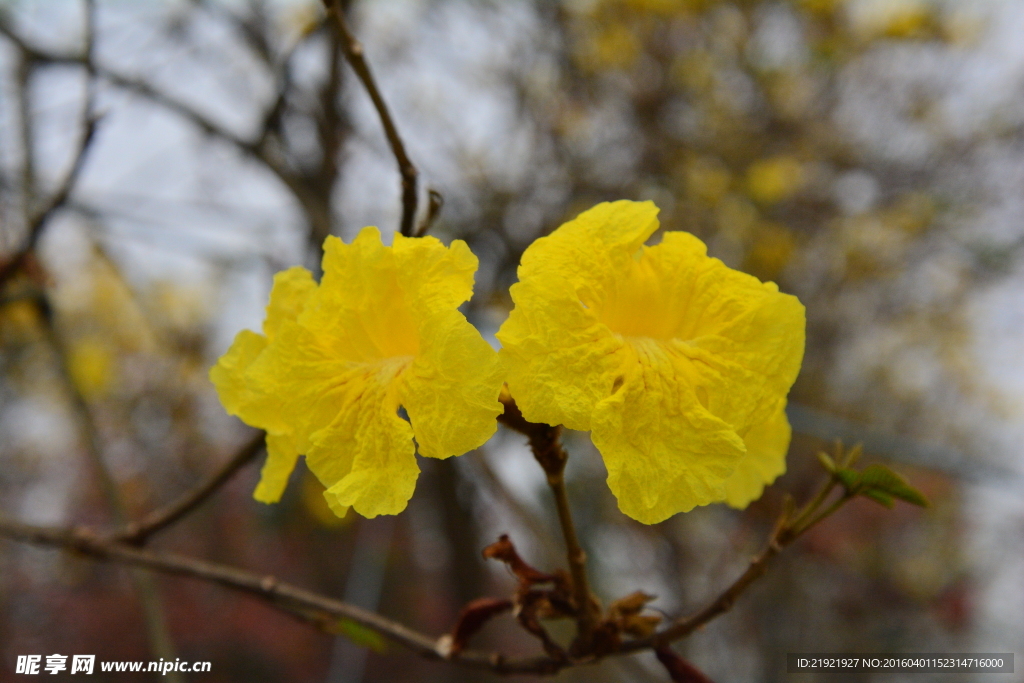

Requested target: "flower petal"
[
  {"left": 254, "top": 432, "right": 301, "bottom": 504},
  {"left": 393, "top": 233, "right": 477, "bottom": 312},
  {"left": 309, "top": 229, "right": 419, "bottom": 360},
  {"left": 499, "top": 294, "right": 624, "bottom": 430},
  {"left": 647, "top": 232, "right": 805, "bottom": 433},
  {"left": 244, "top": 319, "right": 394, "bottom": 453},
  {"left": 209, "top": 266, "right": 316, "bottom": 428},
  {"left": 722, "top": 402, "right": 791, "bottom": 509},
  {"left": 499, "top": 201, "right": 660, "bottom": 429},
  {"left": 262, "top": 266, "right": 317, "bottom": 341},
  {"left": 399, "top": 309, "right": 504, "bottom": 458},
  {"left": 307, "top": 379, "right": 418, "bottom": 518},
  {"left": 209, "top": 329, "right": 267, "bottom": 419},
  {"left": 592, "top": 340, "right": 746, "bottom": 524}
]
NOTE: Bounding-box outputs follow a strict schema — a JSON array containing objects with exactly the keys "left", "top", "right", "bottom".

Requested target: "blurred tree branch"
[
  {"left": 0, "top": 11, "right": 341, "bottom": 253},
  {"left": 113, "top": 432, "right": 266, "bottom": 545},
  {"left": 0, "top": 18, "right": 99, "bottom": 288},
  {"left": 322, "top": 0, "right": 421, "bottom": 237},
  {"left": 0, "top": 456, "right": 857, "bottom": 677}
]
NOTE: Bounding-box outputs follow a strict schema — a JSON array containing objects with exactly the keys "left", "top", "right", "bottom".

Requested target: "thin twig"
[
  {"left": 113, "top": 433, "right": 266, "bottom": 545},
  {"left": 497, "top": 395, "right": 601, "bottom": 650},
  {"left": 0, "top": 515, "right": 556, "bottom": 675},
  {"left": 0, "top": 463, "right": 858, "bottom": 676},
  {"left": 414, "top": 188, "right": 443, "bottom": 237},
  {"left": 0, "top": 19, "right": 303, "bottom": 226},
  {"left": 0, "top": 19, "right": 100, "bottom": 288},
  {"left": 623, "top": 481, "right": 856, "bottom": 652},
  {"left": 321, "top": 0, "right": 419, "bottom": 237},
  {"left": 37, "top": 291, "right": 183, "bottom": 673}
]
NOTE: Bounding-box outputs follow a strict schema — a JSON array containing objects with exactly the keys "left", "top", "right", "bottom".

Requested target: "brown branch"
[
  {"left": 414, "top": 188, "right": 444, "bottom": 237},
  {"left": 0, "top": 462, "right": 857, "bottom": 675},
  {"left": 0, "top": 515, "right": 559, "bottom": 675},
  {"left": 497, "top": 395, "right": 601, "bottom": 651},
  {"left": 0, "top": 19, "right": 308, "bottom": 227},
  {"left": 113, "top": 432, "right": 266, "bottom": 545},
  {"left": 0, "top": 21, "right": 100, "bottom": 288},
  {"left": 322, "top": 0, "right": 419, "bottom": 237},
  {"left": 622, "top": 483, "right": 853, "bottom": 653},
  {"left": 0, "top": 116, "right": 100, "bottom": 285}
]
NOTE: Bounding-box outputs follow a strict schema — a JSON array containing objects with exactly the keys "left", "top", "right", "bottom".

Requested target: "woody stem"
[
  {"left": 497, "top": 396, "right": 600, "bottom": 649},
  {"left": 544, "top": 446, "right": 599, "bottom": 644}
]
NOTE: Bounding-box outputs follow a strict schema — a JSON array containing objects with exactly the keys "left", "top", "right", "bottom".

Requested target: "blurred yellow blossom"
[
  {"left": 68, "top": 337, "right": 115, "bottom": 399},
  {"left": 498, "top": 201, "right": 805, "bottom": 523},
  {"left": 849, "top": 0, "right": 933, "bottom": 41},
  {"left": 746, "top": 155, "right": 804, "bottom": 205},
  {"left": 211, "top": 228, "right": 505, "bottom": 518},
  {"left": 745, "top": 222, "right": 797, "bottom": 281},
  {"left": 684, "top": 156, "right": 732, "bottom": 205}
]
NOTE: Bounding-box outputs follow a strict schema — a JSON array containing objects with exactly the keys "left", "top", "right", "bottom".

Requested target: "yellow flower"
[
  {"left": 723, "top": 402, "right": 791, "bottom": 509},
  {"left": 210, "top": 227, "right": 505, "bottom": 518},
  {"left": 497, "top": 201, "right": 805, "bottom": 523}
]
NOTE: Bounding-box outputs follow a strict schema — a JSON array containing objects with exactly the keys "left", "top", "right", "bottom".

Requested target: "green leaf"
[
  {"left": 816, "top": 451, "right": 837, "bottom": 473},
  {"left": 843, "top": 444, "right": 864, "bottom": 467},
  {"left": 330, "top": 619, "right": 387, "bottom": 653},
  {"left": 833, "top": 468, "right": 861, "bottom": 492},
  {"left": 861, "top": 488, "right": 895, "bottom": 508},
  {"left": 858, "top": 464, "right": 929, "bottom": 507}
]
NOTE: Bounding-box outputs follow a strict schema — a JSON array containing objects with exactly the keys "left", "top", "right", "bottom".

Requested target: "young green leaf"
[
  {"left": 861, "top": 488, "right": 895, "bottom": 508},
  {"left": 330, "top": 618, "right": 387, "bottom": 653},
  {"left": 858, "top": 464, "right": 929, "bottom": 507},
  {"left": 816, "top": 451, "right": 837, "bottom": 473},
  {"left": 833, "top": 468, "right": 861, "bottom": 492}
]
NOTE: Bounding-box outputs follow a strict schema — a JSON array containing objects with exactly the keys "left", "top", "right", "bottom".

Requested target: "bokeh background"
[{"left": 2, "top": 0, "right": 1023, "bottom": 681}]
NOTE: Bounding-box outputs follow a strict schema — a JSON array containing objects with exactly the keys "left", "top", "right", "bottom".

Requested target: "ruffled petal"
[
  {"left": 498, "top": 291, "right": 625, "bottom": 430},
  {"left": 592, "top": 340, "right": 746, "bottom": 524},
  {"left": 262, "top": 266, "right": 317, "bottom": 341},
  {"left": 309, "top": 229, "right": 419, "bottom": 361},
  {"left": 519, "top": 201, "right": 660, "bottom": 292},
  {"left": 209, "top": 329, "right": 267, "bottom": 419},
  {"left": 393, "top": 233, "right": 477, "bottom": 312},
  {"left": 399, "top": 309, "right": 504, "bottom": 458},
  {"left": 498, "top": 201, "right": 660, "bottom": 429},
  {"left": 306, "top": 374, "right": 418, "bottom": 518},
  {"left": 254, "top": 432, "right": 301, "bottom": 503},
  {"left": 245, "top": 319, "right": 396, "bottom": 453},
  {"left": 647, "top": 232, "right": 805, "bottom": 433},
  {"left": 723, "top": 402, "right": 791, "bottom": 509},
  {"left": 209, "top": 266, "right": 316, "bottom": 428}
]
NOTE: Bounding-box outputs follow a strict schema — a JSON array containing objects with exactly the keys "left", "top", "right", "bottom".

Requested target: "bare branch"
[
  {"left": 498, "top": 395, "right": 601, "bottom": 651},
  {"left": 113, "top": 432, "right": 266, "bottom": 545},
  {"left": 0, "top": 116, "right": 100, "bottom": 286},
  {"left": 414, "top": 188, "right": 443, "bottom": 237},
  {"left": 322, "top": 0, "right": 419, "bottom": 237},
  {"left": 623, "top": 479, "right": 855, "bottom": 653},
  {"left": 0, "top": 12, "right": 99, "bottom": 288},
  {"left": 0, "top": 465, "right": 855, "bottom": 677},
  {"left": 0, "top": 515, "right": 558, "bottom": 675}
]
